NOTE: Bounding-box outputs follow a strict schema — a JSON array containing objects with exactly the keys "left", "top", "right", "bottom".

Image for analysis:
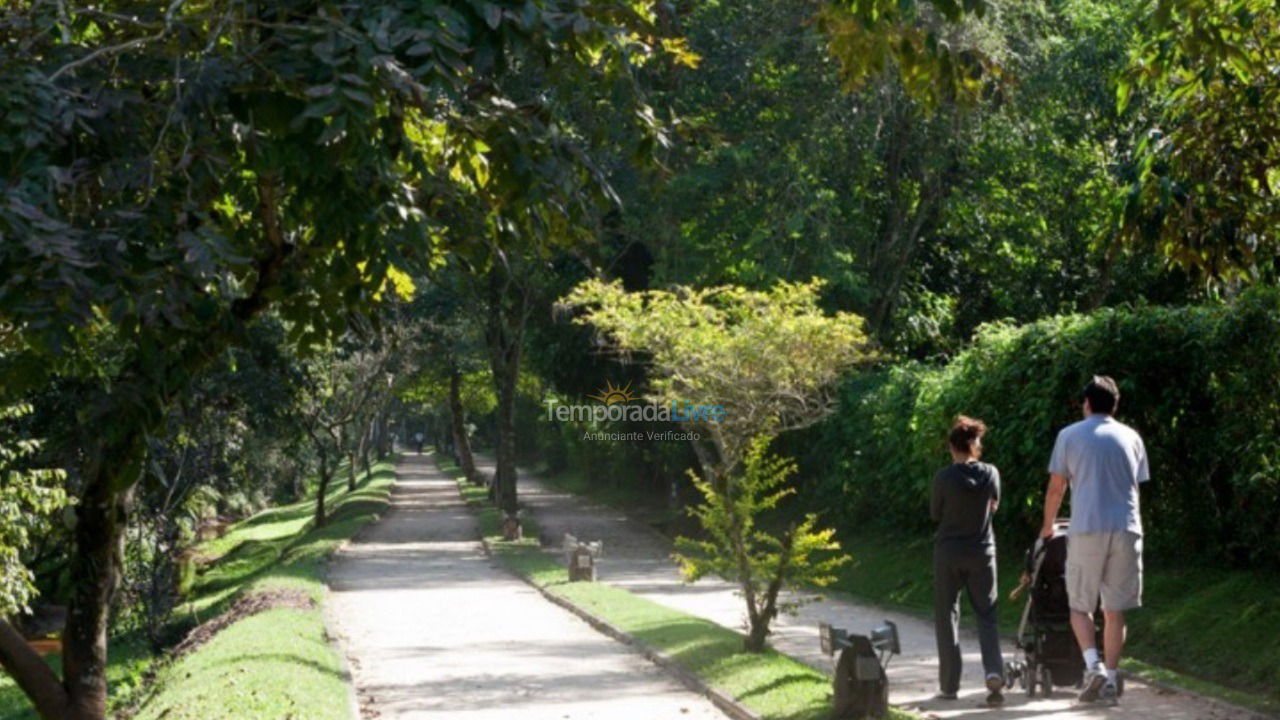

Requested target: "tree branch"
[
  {"left": 0, "top": 620, "right": 68, "bottom": 719},
  {"left": 48, "top": 0, "right": 188, "bottom": 81}
]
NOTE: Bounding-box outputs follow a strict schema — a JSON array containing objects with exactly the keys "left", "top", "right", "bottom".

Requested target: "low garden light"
[
  {"left": 819, "top": 619, "right": 899, "bottom": 719},
  {"left": 562, "top": 533, "right": 604, "bottom": 582}
]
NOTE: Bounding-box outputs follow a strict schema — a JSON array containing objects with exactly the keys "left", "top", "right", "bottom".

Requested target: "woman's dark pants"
[{"left": 933, "top": 544, "right": 1003, "bottom": 694}]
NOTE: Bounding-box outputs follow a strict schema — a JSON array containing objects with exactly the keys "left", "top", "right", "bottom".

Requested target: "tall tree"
[
  {"left": 1118, "top": 0, "right": 1280, "bottom": 279},
  {"left": 0, "top": 1, "right": 676, "bottom": 716}
]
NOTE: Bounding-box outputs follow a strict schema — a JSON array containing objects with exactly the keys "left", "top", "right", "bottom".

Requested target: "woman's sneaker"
[
  {"left": 1078, "top": 664, "right": 1108, "bottom": 702},
  {"left": 985, "top": 674, "right": 1005, "bottom": 706}
]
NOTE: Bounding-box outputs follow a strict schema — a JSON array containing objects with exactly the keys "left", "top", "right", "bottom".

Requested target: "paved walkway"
[
  {"left": 473, "top": 453, "right": 1260, "bottom": 720},
  {"left": 325, "top": 452, "right": 729, "bottom": 720}
]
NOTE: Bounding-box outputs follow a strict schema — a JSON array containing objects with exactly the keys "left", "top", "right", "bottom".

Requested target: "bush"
[{"left": 808, "top": 287, "right": 1280, "bottom": 568}]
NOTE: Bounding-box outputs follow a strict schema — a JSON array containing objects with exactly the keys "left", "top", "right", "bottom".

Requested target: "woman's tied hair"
[{"left": 948, "top": 415, "right": 987, "bottom": 454}]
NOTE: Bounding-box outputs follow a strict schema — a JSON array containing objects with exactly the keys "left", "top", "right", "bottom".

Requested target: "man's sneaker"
[
  {"left": 1099, "top": 682, "right": 1119, "bottom": 706},
  {"left": 1078, "top": 664, "right": 1107, "bottom": 703},
  {"left": 985, "top": 674, "right": 1005, "bottom": 706}
]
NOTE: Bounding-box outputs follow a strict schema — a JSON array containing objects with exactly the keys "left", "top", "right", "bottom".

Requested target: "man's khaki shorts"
[{"left": 1066, "top": 531, "right": 1143, "bottom": 612}]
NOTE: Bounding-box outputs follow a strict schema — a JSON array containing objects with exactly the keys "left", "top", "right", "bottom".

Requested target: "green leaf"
[
  {"left": 1116, "top": 78, "right": 1132, "bottom": 112},
  {"left": 483, "top": 3, "right": 502, "bottom": 30}
]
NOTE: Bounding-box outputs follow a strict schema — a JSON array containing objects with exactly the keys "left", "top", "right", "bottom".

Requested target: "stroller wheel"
[
  {"left": 1004, "top": 660, "right": 1024, "bottom": 691},
  {"left": 1026, "top": 661, "right": 1038, "bottom": 697},
  {"left": 1039, "top": 666, "right": 1054, "bottom": 698}
]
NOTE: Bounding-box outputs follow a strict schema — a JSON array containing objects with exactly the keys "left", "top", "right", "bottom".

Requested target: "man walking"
[{"left": 1040, "top": 376, "right": 1149, "bottom": 705}]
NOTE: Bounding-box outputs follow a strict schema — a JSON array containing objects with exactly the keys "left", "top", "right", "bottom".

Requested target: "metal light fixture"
[
  {"left": 870, "top": 620, "right": 900, "bottom": 665},
  {"left": 819, "top": 622, "right": 850, "bottom": 656},
  {"left": 820, "top": 620, "right": 899, "bottom": 669}
]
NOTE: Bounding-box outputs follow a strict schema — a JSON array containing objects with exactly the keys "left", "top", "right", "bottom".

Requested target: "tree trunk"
[
  {"left": 484, "top": 262, "right": 528, "bottom": 533},
  {"left": 744, "top": 527, "right": 795, "bottom": 653},
  {"left": 1082, "top": 233, "right": 1122, "bottom": 311},
  {"left": 744, "top": 617, "right": 770, "bottom": 653},
  {"left": 733, "top": 520, "right": 765, "bottom": 652},
  {"left": 375, "top": 410, "right": 389, "bottom": 459},
  {"left": 55, "top": 429, "right": 144, "bottom": 720},
  {"left": 448, "top": 368, "right": 479, "bottom": 484},
  {"left": 312, "top": 427, "right": 334, "bottom": 527},
  {"left": 359, "top": 419, "right": 373, "bottom": 478},
  {"left": 335, "top": 424, "right": 355, "bottom": 493},
  {"left": 493, "top": 377, "right": 518, "bottom": 518},
  {"left": 316, "top": 469, "right": 331, "bottom": 526}
]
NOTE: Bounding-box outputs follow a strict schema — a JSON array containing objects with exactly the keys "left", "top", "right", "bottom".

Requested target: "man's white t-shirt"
[{"left": 1048, "top": 414, "right": 1149, "bottom": 536}]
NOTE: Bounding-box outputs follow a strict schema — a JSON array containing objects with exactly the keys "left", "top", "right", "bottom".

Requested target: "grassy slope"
[
  {"left": 0, "top": 460, "right": 395, "bottom": 720},
  {"left": 533, "top": 462, "right": 1280, "bottom": 715},
  {"left": 443, "top": 459, "right": 914, "bottom": 720}
]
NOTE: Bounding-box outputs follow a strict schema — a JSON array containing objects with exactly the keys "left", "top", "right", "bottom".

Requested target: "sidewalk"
[
  {"left": 473, "top": 453, "right": 1260, "bottom": 720},
  {"left": 325, "top": 452, "right": 730, "bottom": 720}
]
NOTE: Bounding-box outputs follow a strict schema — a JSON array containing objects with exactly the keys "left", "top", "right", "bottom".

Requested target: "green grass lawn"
[
  {"left": 0, "top": 459, "right": 396, "bottom": 720},
  {"left": 442, "top": 459, "right": 915, "bottom": 720}
]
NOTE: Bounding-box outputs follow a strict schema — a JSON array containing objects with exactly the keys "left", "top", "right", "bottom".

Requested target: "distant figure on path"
[
  {"left": 931, "top": 416, "right": 1005, "bottom": 705},
  {"left": 414, "top": 431, "right": 424, "bottom": 455},
  {"left": 1039, "top": 375, "right": 1149, "bottom": 706}
]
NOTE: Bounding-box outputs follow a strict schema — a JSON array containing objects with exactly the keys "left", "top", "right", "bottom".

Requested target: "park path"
[
  {"left": 324, "top": 451, "right": 729, "bottom": 720},
  {"left": 472, "top": 453, "right": 1262, "bottom": 720}
]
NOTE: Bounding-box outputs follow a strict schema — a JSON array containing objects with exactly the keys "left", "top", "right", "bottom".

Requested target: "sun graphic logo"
[{"left": 587, "top": 380, "right": 636, "bottom": 406}]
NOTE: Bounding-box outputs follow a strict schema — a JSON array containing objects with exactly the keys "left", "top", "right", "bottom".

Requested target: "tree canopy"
[{"left": 2, "top": 0, "right": 1279, "bottom": 715}]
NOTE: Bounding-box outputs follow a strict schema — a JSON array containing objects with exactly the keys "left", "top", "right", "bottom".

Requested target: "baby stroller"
[{"left": 1003, "top": 520, "right": 1124, "bottom": 698}]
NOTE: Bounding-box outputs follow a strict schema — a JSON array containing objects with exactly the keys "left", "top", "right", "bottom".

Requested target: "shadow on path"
[
  {"left": 325, "top": 452, "right": 730, "bottom": 720},
  {"left": 473, "top": 452, "right": 1263, "bottom": 720}
]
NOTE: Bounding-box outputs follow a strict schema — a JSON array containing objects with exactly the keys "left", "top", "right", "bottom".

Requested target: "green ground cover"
[{"left": 0, "top": 459, "right": 396, "bottom": 720}]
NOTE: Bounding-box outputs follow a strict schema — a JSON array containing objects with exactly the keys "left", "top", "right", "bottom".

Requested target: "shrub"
[{"left": 810, "top": 287, "right": 1280, "bottom": 568}]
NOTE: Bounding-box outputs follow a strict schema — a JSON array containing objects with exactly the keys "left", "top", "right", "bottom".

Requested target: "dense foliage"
[
  {"left": 0, "top": 404, "right": 67, "bottom": 619},
  {"left": 0, "top": 0, "right": 676, "bottom": 716},
  {"left": 2, "top": 0, "right": 1278, "bottom": 714},
  {"left": 1119, "top": 0, "right": 1280, "bottom": 277},
  {"left": 806, "top": 287, "right": 1280, "bottom": 567}
]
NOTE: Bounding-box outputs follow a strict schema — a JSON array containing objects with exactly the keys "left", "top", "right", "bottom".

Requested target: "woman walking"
[{"left": 931, "top": 416, "right": 1005, "bottom": 705}]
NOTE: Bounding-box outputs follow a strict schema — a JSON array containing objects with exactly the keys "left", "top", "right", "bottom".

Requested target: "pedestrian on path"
[
  {"left": 931, "top": 416, "right": 1005, "bottom": 705},
  {"left": 1040, "top": 375, "right": 1149, "bottom": 706}
]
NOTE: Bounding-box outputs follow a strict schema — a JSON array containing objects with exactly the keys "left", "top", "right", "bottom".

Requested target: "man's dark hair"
[
  {"left": 948, "top": 415, "right": 987, "bottom": 454},
  {"left": 1082, "top": 375, "right": 1120, "bottom": 415}
]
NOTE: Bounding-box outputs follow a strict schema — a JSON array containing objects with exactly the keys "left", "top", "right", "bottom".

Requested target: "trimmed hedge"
[{"left": 803, "top": 287, "right": 1280, "bottom": 568}]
